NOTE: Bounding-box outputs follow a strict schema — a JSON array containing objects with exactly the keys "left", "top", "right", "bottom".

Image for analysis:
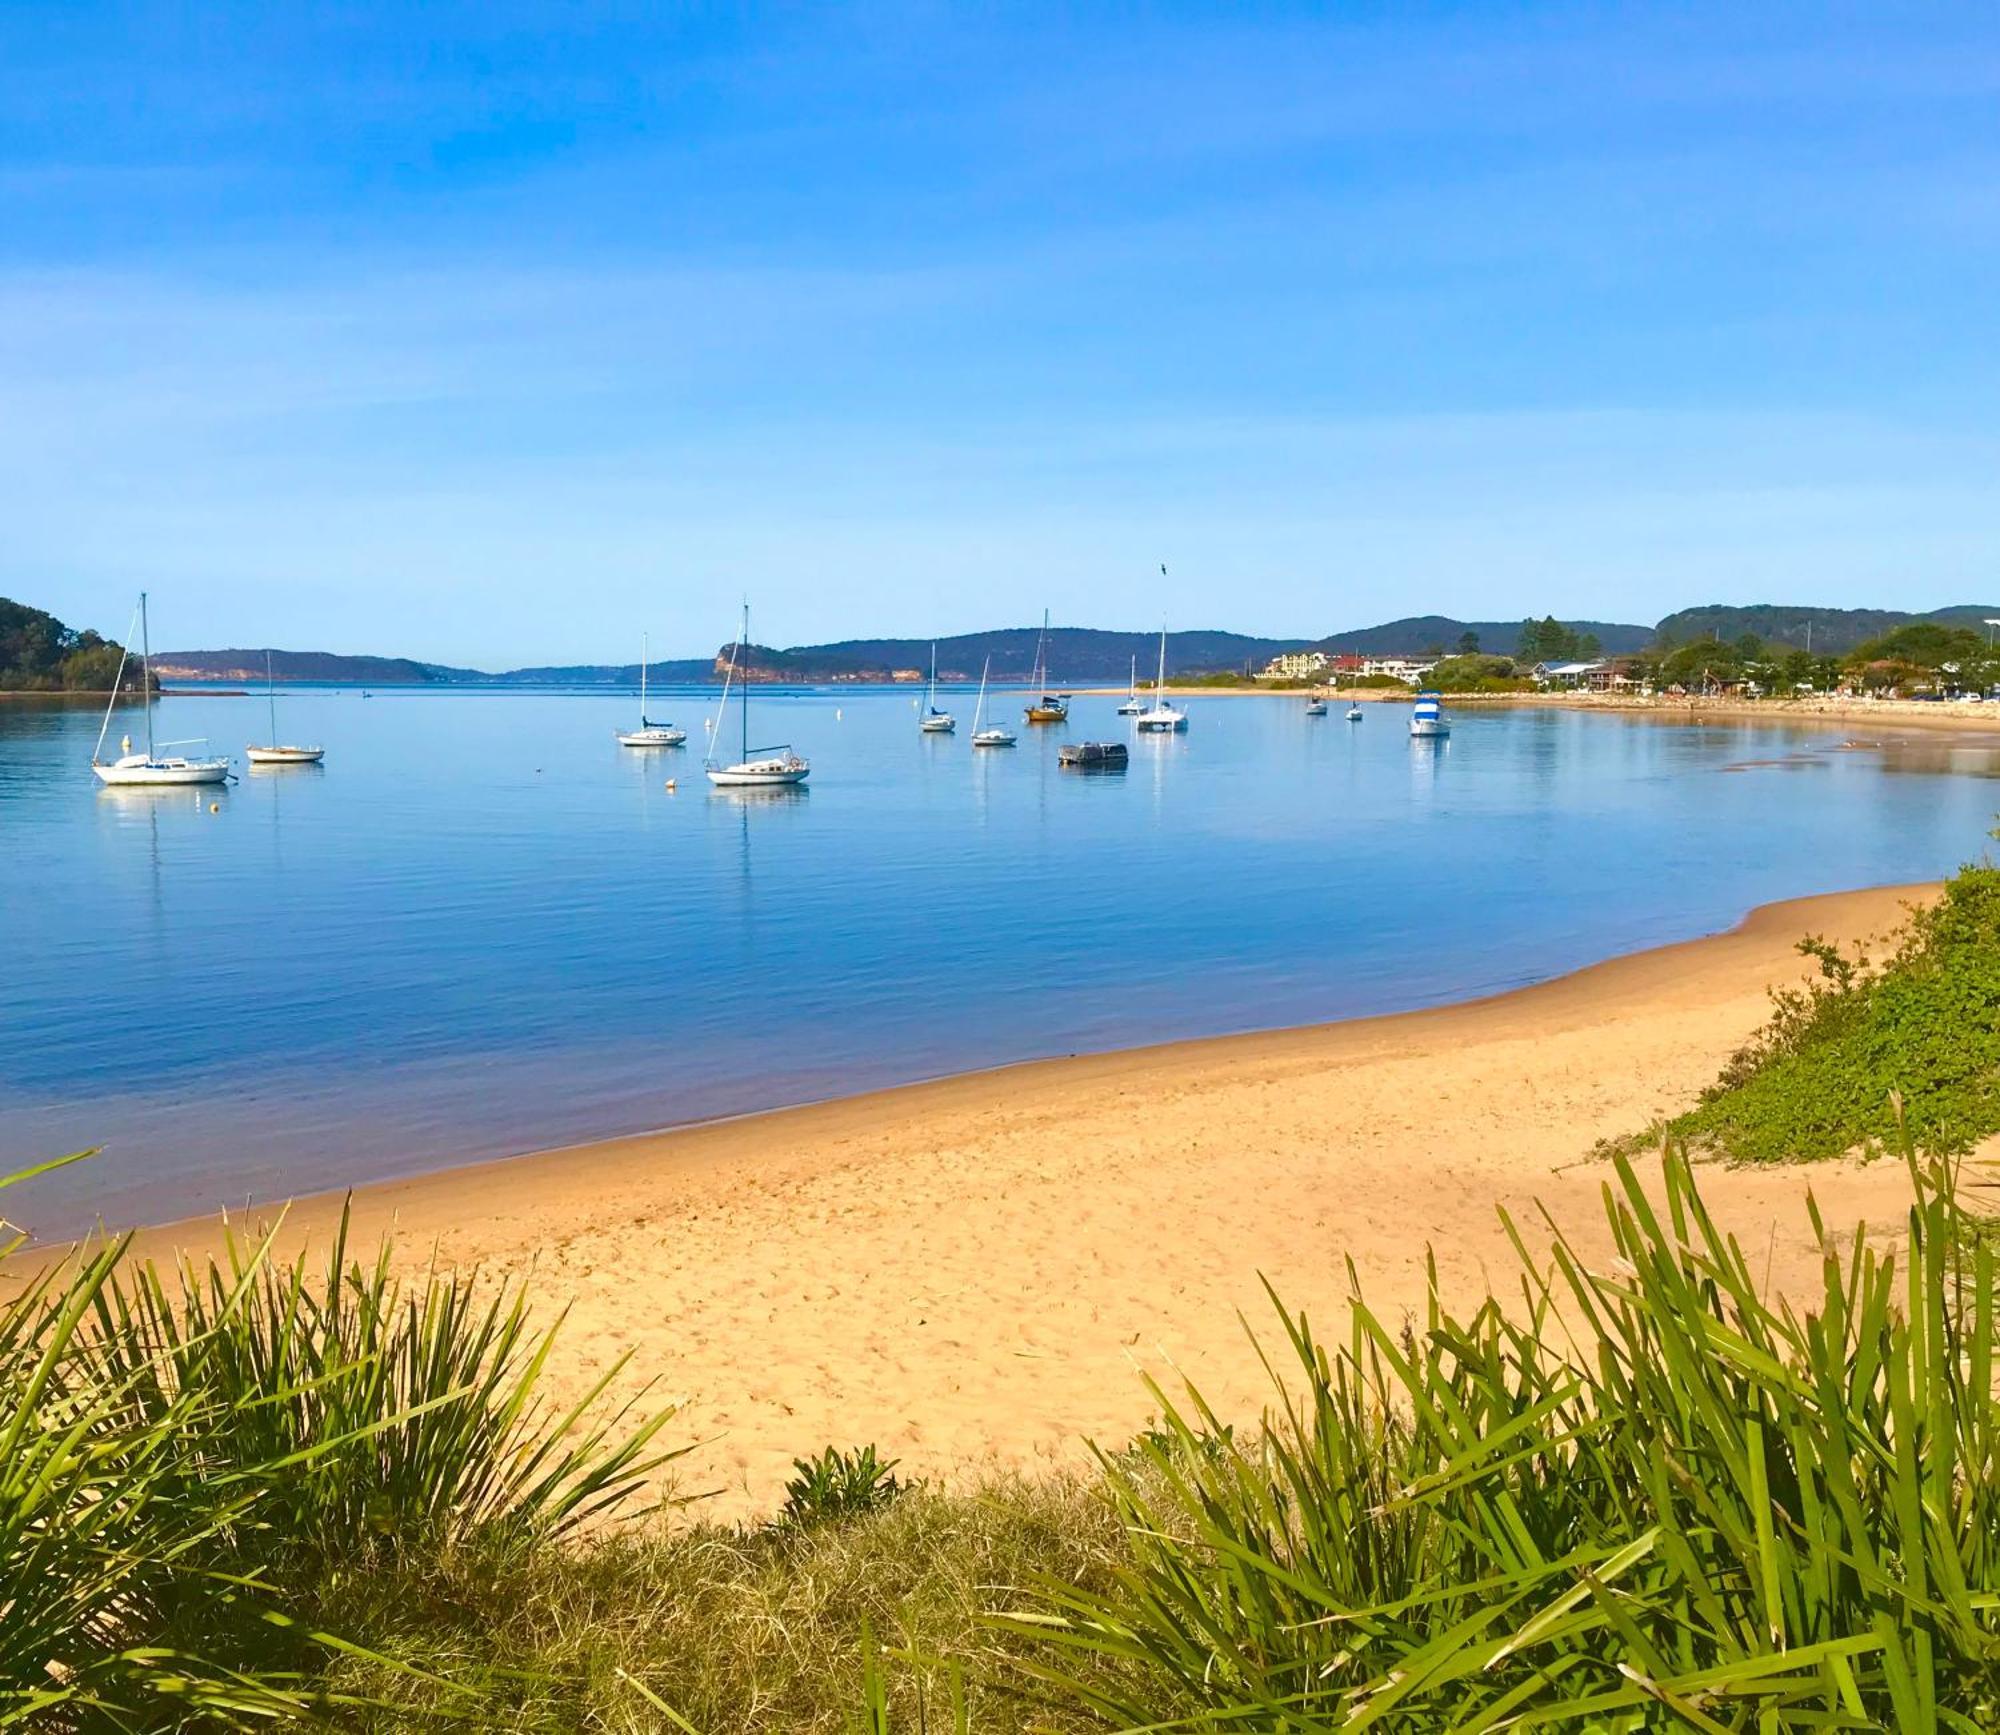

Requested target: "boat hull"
[
  {"left": 245, "top": 746, "right": 324, "bottom": 764},
  {"left": 971, "top": 729, "right": 1016, "bottom": 747},
  {"left": 1410, "top": 720, "right": 1449, "bottom": 738},
  {"left": 706, "top": 760, "right": 810, "bottom": 787},
  {"left": 93, "top": 758, "right": 231, "bottom": 786},
  {"left": 617, "top": 729, "right": 687, "bottom": 747},
  {"left": 1058, "top": 741, "right": 1128, "bottom": 769},
  {"left": 919, "top": 718, "right": 955, "bottom": 733}
]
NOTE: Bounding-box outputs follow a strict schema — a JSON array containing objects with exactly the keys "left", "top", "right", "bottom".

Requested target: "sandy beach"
[{"left": 84, "top": 879, "right": 1937, "bottom": 1515}]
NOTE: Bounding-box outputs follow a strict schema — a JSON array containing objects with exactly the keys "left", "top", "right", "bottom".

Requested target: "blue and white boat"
[{"left": 1409, "top": 689, "right": 1450, "bottom": 739}]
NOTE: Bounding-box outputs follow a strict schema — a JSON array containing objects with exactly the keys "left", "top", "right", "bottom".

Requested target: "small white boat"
[
  {"left": 245, "top": 745, "right": 325, "bottom": 766},
  {"left": 617, "top": 634, "right": 687, "bottom": 747},
  {"left": 90, "top": 593, "right": 231, "bottom": 787},
  {"left": 970, "top": 655, "right": 1016, "bottom": 747},
  {"left": 1304, "top": 697, "right": 1328, "bottom": 717},
  {"left": 706, "top": 604, "right": 810, "bottom": 787},
  {"left": 1116, "top": 655, "right": 1143, "bottom": 715},
  {"left": 918, "top": 641, "right": 955, "bottom": 733},
  {"left": 1133, "top": 624, "right": 1188, "bottom": 732},
  {"left": 1410, "top": 690, "right": 1450, "bottom": 739},
  {"left": 1346, "top": 704, "right": 1364, "bottom": 722},
  {"left": 246, "top": 651, "right": 324, "bottom": 765}
]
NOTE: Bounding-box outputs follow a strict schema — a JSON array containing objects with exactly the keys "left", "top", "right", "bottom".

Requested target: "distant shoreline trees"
[{"left": 0, "top": 597, "right": 145, "bottom": 692}]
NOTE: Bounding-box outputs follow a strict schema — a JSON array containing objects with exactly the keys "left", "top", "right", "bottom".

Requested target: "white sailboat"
[
  {"left": 705, "top": 604, "right": 810, "bottom": 787},
  {"left": 1304, "top": 696, "right": 1328, "bottom": 717},
  {"left": 919, "top": 641, "right": 955, "bottom": 732},
  {"left": 617, "top": 633, "right": 688, "bottom": 747},
  {"left": 246, "top": 650, "right": 325, "bottom": 764},
  {"left": 970, "top": 655, "right": 1016, "bottom": 747},
  {"left": 1116, "top": 655, "right": 1143, "bottom": 715},
  {"left": 1410, "top": 690, "right": 1450, "bottom": 739},
  {"left": 1133, "top": 625, "right": 1188, "bottom": 732},
  {"left": 90, "top": 593, "right": 231, "bottom": 787}
]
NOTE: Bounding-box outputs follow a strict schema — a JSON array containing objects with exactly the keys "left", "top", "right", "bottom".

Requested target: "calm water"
[{"left": 3, "top": 687, "right": 1996, "bottom": 1237}]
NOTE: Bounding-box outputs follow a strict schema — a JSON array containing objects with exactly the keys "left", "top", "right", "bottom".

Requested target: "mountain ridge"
[{"left": 139, "top": 601, "right": 2000, "bottom": 686}]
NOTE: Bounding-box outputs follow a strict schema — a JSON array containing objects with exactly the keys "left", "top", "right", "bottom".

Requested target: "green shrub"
[
  {"left": 1013, "top": 1144, "right": 2000, "bottom": 1729},
  {"left": 1631, "top": 861, "right": 2000, "bottom": 1163},
  {"left": 1, "top": 1162, "right": 679, "bottom": 1729},
  {"left": 782, "top": 1444, "right": 908, "bottom": 1528}
]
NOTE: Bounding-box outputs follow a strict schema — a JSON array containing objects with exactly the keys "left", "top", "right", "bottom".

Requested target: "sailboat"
[
  {"left": 1023, "top": 610, "right": 1068, "bottom": 723},
  {"left": 90, "top": 593, "right": 231, "bottom": 787},
  {"left": 971, "top": 655, "right": 1016, "bottom": 747},
  {"left": 246, "top": 650, "right": 325, "bottom": 764},
  {"left": 1116, "top": 655, "right": 1143, "bottom": 715},
  {"left": 705, "top": 604, "right": 810, "bottom": 787},
  {"left": 1304, "top": 695, "right": 1328, "bottom": 717},
  {"left": 1133, "top": 624, "right": 1188, "bottom": 732},
  {"left": 918, "top": 641, "right": 955, "bottom": 732},
  {"left": 617, "top": 633, "right": 688, "bottom": 747}
]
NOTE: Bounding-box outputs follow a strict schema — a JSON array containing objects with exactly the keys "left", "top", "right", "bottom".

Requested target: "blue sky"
[{"left": 3, "top": 3, "right": 1996, "bottom": 664}]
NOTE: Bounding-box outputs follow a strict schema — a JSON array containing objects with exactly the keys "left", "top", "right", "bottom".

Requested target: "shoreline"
[
  {"left": 1080, "top": 685, "right": 2000, "bottom": 735},
  {"left": 92, "top": 878, "right": 1941, "bottom": 1512}
]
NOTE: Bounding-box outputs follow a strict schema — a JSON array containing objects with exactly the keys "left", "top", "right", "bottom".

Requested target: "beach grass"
[{"left": 10, "top": 1121, "right": 2000, "bottom": 1727}]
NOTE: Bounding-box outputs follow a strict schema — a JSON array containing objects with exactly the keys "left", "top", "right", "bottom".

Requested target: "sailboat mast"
[
  {"left": 973, "top": 655, "right": 988, "bottom": 732},
  {"left": 140, "top": 591, "right": 155, "bottom": 761},
  {"left": 266, "top": 649, "right": 277, "bottom": 742},
  {"left": 741, "top": 602, "right": 750, "bottom": 762},
  {"left": 640, "top": 632, "right": 648, "bottom": 722},
  {"left": 1156, "top": 624, "right": 1167, "bottom": 696}
]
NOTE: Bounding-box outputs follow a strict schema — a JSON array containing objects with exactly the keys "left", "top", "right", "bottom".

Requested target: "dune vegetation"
[
  {"left": 1613, "top": 857, "right": 2000, "bottom": 1166},
  {"left": 8, "top": 1113, "right": 2000, "bottom": 1730}
]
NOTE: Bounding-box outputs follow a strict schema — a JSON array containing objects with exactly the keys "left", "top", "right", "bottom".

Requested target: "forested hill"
[
  {"left": 1654, "top": 604, "right": 2000, "bottom": 655},
  {"left": 0, "top": 596, "right": 140, "bottom": 691},
  {"left": 144, "top": 603, "right": 2000, "bottom": 686},
  {"left": 1308, "top": 616, "right": 1653, "bottom": 657},
  {"left": 149, "top": 648, "right": 483, "bottom": 684},
  {"left": 153, "top": 629, "right": 1317, "bottom": 684},
  {"left": 757, "top": 627, "right": 1313, "bottom": 681}
]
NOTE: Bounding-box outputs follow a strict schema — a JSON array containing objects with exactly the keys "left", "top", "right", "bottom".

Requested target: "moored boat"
[
  {"left": 1133, "top": 624, "right": 1188, "bottom": 732},
  {"left": 919, "top": 641, "right": 955, "bottom": 733},
  {"left": 90, "top": 593, "right": 232, "bottom": 787},
  {"left": 246, "top": 650, "right": 325, "bottom": 765},
  {"left": 1410, "top": 690, "right": 1450, "bottom": 739},
  {"left": 970, "top": 655, "right": 1016, "bottom": 747},
  {"left": 706, "top": 604, "right": 810, "bottom": 787},
  {"left": 1023, "top": 609, "right": 1068, "bottom": 723},
  {"left": 618, "top": 633, "right": 688, "bottom": 747},
  {"left": 1058, "top": 740, "right": 1128, "bottom": 769}
]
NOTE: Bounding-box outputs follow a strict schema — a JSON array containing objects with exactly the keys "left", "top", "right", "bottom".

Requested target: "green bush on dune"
[
  {"left": 1630, "top": 858, "right": 2000, "bottom": 1164},
  {"left": 0, "top": 1158, "right": 679, "bottom": 1729}
]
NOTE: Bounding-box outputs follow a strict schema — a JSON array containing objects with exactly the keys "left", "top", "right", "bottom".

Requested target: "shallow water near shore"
[{"left": 2, "top": 685, "right": 1995, "bottom": 1237}]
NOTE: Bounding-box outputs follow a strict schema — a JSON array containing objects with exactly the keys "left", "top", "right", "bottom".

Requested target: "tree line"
[{"left": 0, "top": 597, "right": 145, "bottom": 692}]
